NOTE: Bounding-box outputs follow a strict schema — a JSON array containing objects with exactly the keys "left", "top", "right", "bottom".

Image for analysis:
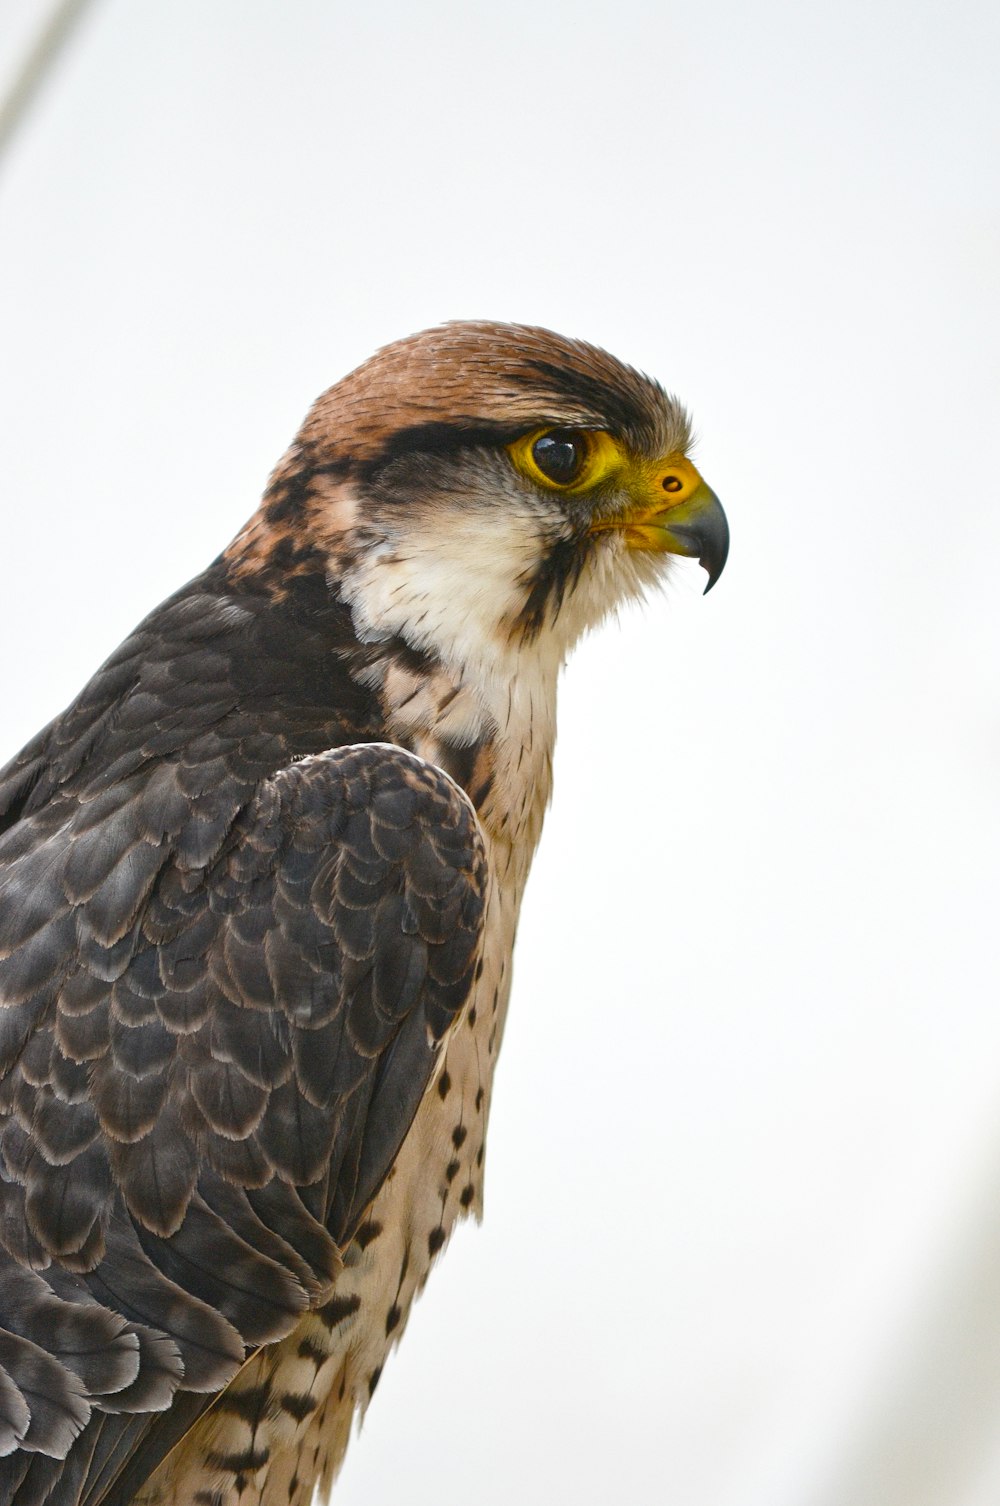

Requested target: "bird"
[{"left": 0, "top": 321, "right": 727, "bottom": 1506}]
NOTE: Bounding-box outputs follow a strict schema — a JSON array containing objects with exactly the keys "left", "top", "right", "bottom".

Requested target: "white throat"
[{"left": 338, "top": 522, "right": 568, "bottom": 864}]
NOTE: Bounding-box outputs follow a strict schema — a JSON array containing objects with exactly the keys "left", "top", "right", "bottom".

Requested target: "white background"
[{"left": 0, "top": 3, "right": 998, "bottom": 1503}]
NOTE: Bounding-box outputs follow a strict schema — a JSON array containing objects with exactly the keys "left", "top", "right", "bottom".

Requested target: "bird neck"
[
  {"left": 222, "top": 484, "right": 561, "bottom": 866},
  {"left": 354, "top": 627, "right": 559, "bottom": 867},
  {"left": 324, "top": 522, "right": 563, "bottom": 865}
]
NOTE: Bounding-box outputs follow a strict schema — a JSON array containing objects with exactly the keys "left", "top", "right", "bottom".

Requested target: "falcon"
[{"left": 0, "top": 322, "right": 728, "bottom": 1506}]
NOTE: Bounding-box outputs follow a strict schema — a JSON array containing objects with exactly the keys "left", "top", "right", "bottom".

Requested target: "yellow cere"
[
  {"left": 646, "top": 453, "right": 705, "bottom": 506},
  {"left": 577, "top": 449, "right": 718, "bottom": 556}
]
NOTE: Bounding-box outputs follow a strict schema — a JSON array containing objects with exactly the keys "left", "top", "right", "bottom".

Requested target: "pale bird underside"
[{"left": 0, "top": 322, "right": 727, "bottom": 1505}]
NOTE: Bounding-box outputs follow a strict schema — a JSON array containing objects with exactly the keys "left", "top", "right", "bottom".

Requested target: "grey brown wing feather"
[{"left": 0, "top": 742, "right": 487, "bottom": 1504}]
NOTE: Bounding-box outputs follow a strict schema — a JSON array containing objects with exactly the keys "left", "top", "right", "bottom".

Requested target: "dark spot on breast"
[
  {"left": 298, "top": 1334, "right": 327, "bottom": 1365},
  {"left": 468, "top": 1005, "right": 478, "bottom": 1028},
  {"left": 217, "top": 1382, "right": 271, "bottom": 1422},
  {"left": 437, "top": 1070, "right": 451, "bottom": 1099},
  {"left": 355, "top": 1219, "right": 382, "bottom": 1249},
  {"left": 368, "top": 1366, "right": 383, "bottom": 1397},
  {"left": 428, "top": 1226, "right": 447, "bottom": 1255},
  {"left": 319, "top": 1291, "right": 361, "bottom": 1328},
  {"left": 460, "top": 1184, "right": 475, "bottom": 1208},
  {"left": 471, "top": 765, "right": 494, "bottom": 805},
  {"left": 385, "top": 1303, "right": 402, "bottom": 1334},
  {"left": 475, "top": 1086, "right": 484, "bottom": 1112},
  {"left": 445, "top": 1158, "right": 460, "bottom": 1183},
  {"left": 452, "top": 1124, "right": 468, "bottom": 1148},
  {"left": 281, "top": 1392, "right": 319, "bottom": 1422},
  {"left": 207, "top": 1445, "right": 271, "bottom": 1474},
  {"left": 474, "top": 958, "right": 484, "bottom": 981},
  {"left": 476, "top": 1144, "right": 484, "bottom": 1168}
]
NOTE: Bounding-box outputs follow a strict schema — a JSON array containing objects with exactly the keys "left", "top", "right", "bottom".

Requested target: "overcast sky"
[{"left": 0, "top": 2, "right": 998, "bottom": 1503}]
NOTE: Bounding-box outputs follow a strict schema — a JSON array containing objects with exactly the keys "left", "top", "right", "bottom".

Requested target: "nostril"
[{"left": 661, "top": 475, "right": 683, "bottom": 493}]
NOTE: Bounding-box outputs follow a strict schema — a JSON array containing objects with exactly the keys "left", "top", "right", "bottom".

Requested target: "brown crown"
[{"left": 295, "top": 321, "right": 688, "bottom": 465}]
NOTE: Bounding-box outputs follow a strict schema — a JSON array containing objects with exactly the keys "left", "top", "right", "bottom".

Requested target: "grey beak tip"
[{"left": 666, "top": 490, "right": 729, "bottom": 595}]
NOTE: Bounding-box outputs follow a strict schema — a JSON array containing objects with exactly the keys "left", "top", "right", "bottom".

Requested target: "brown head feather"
[
  {"left": 297, "top": 321, "right": 685, "bottom": 464},
  {"left": 224, "top": 322, "right": 690, "bottom": 589}
]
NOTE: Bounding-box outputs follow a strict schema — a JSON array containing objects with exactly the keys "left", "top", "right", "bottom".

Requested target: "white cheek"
[
  {"left": 343, "top": 504, "right": 546, "bottom": 666},
  {"left": 339, "top": 494, "right": 675, "bottom": 728}
]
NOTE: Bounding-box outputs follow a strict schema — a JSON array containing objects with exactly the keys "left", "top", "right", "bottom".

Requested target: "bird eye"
[
  {"left": 529, "top": 429, "right": 589, "bottom": 487},
  {"left": 508, "top": 426, "right": 621, "bottom": 493}
]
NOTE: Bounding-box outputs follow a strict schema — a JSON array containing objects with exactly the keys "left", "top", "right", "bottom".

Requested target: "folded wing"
[{"left": 0, "top": 742, "right": 487, "bottom": 1504}]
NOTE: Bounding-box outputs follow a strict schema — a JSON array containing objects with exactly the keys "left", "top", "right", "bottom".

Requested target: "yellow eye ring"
[{"left": 508, "top": 427, "right": 623, "bottom": 494}]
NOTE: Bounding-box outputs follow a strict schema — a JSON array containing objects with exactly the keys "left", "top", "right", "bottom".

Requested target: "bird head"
[{"left": 228, "top": 322, "right": 728, "bottom": 678}]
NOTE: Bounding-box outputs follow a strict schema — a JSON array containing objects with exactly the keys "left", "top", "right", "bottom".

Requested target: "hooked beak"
[
  {"left": 639, "top": 478, "right": 730, "bottom": 593},
  {"left": 592, "top": 454, "right": 730, "bottom": 593}
]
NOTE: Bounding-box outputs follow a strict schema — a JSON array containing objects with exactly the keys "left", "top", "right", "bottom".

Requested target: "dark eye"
[{"left": 531, "top": 429, "right": 588, "bottom": 486}]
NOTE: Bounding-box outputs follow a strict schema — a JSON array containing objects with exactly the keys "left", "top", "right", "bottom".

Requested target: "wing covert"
[{"left": 0, "top": 741, "right": 487, "bottom": 1500}]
